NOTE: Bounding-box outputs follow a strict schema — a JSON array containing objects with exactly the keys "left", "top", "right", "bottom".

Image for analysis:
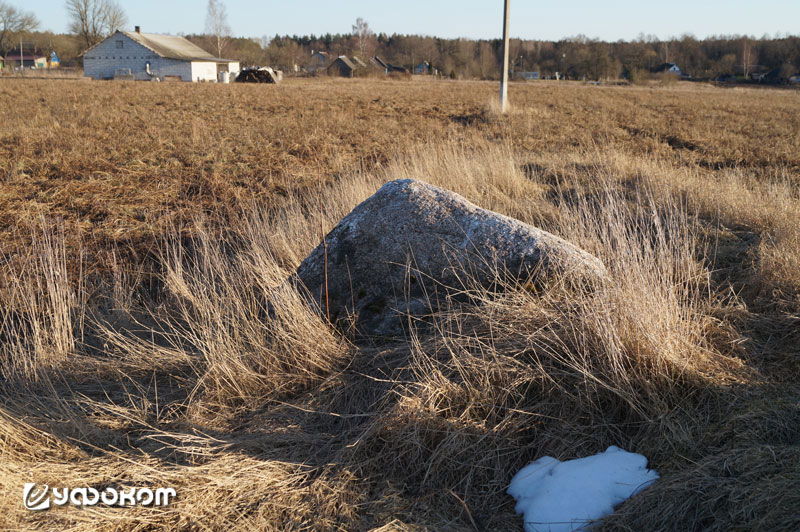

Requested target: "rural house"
[
  {"left": 413, "top": 61, "right": 429, "bottom": 74},
  {"left": 6, "top": 47, "right": 48, "bottom": 69},
  {"left": 327, "top": 56, "right": 357, "bottom": 77},
  {"left": 308, "top": 50, "right": 329, "bottom": 73},
  {"left": 82, "top": 27, "right": 240, "bottom": 81},
  {"left": 652, "top": 62, "right": 682, "bottom": 75},
  {"left": 760, "top": 66, "right": 800, "bottom": 84},
  {"left": 373, "top": 56, "right": 408, "bottom": 74}
]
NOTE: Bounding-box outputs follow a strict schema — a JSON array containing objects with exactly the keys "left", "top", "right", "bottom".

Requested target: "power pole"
[
  {"left": 500, "top": 0, "right": 510, "bottom": 112},
  {"left": 20, "top": 37, "right": 23, "bottom": 76}
]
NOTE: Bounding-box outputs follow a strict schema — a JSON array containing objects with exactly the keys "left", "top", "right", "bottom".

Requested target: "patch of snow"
[{"left": 507, "top": 445, "right": 659, "bottom": 532}]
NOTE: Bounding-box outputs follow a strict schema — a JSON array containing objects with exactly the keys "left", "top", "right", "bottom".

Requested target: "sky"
[{"left": 22, "top": 1, "right": 800, "bottom": 42}]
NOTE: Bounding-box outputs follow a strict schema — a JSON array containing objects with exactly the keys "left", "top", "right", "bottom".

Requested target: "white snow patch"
[{"left": 507, "top": 446, "right": 659, "bottom": 532}]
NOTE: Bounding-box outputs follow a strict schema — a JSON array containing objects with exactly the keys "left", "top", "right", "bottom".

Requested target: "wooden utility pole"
[{"left": 500, "top": 0, "right": 511, "bottom": 112}]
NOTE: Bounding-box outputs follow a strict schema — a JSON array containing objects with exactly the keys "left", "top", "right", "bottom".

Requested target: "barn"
[
  {"left": 327, "top": 56, "right": 357, "bottom": 78},
  {"left": 82, "top": 27, "right": 240, "bottom": 82},
  {"left": 373, "top": 56, "right": 408, "bottom": 74}
]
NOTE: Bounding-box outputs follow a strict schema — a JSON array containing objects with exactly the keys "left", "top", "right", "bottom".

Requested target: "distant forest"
[
  {"left": 16, "top": 29, "right": 800, "bottom": 81},
  {"left": 244, "top": 32, "right": 800, "bottom": 81}
]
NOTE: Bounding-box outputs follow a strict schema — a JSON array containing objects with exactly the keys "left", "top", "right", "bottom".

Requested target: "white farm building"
[{"left": 82, "top": 27, "right": 239, "bottom": 82}]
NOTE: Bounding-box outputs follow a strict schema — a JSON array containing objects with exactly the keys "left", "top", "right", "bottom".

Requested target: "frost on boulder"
[
  {"left": 507, "top": 446, "right": 659, "bottom": 532},
  {"left": 296, "top": 179, "right": 606, "bottom": 336}
]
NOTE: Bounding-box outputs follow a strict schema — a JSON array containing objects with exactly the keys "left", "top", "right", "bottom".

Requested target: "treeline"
[
  {"left": 6, "top": 31, "right": 82, "bottom": 63},
  {"left": 201, "top": 32, "right": 800, "bottom": 81},
  {"left": 13, "top": 29, "right": 800, "bottom": 81}
]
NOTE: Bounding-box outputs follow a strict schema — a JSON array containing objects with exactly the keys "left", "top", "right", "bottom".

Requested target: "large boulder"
[{"left": 296, "top": 179, "right": 605, "bottom": 336}]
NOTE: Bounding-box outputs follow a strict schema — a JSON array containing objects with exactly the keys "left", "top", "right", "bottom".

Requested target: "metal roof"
[
  {"left": 7, "top": 54, "right": 46, "bottom": 61},
  {"left": 7, "top": 49, "right": 47, "bottom": 60},
  {"left": 334, "top": 56, "right": 356, "bottom": 70},
  {"left": 652, "top": 62, "right": 680, "bottom": 73},
  {"left": 83, "top": 31, "right": 235, "bottom": 62},
  {"left": 122, "top": 31, "right": 236, "bottom": 62}
]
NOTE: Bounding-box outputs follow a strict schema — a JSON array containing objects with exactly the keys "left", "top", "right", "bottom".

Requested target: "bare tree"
[
  {"left": 0, "top": 2, "right": 38, "bottom": 56},
  {"left": 205, "top": 0, "right": 231, "bottom": 58},
  {"left": 741, "top": 39, "right": 756, "bottom": 78},
  {"left": 65, "top": 0, "right": 127, "bottom": 50},
  {"left": 352, "top": 17, "right": 375, "bottom": 58},
  {"left": 104, "top": 1, "right": 126, "bottom": 35}
]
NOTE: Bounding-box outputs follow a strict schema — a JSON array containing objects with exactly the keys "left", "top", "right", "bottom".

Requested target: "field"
[{"left": 1, "top": 77, "right": 799, "bottom": 530}]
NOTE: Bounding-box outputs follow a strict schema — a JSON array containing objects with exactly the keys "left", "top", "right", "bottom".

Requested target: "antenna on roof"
[{"left": 500, "top": 0, "right": 510, "bottom": 113}]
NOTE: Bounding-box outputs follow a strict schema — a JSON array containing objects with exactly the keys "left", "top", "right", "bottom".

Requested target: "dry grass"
[
  {"left": 0, "top": 77, "right": 799, "bottom": 530},
  {"left": 0, "top": 221, "right": 84, "bottom": 382}
]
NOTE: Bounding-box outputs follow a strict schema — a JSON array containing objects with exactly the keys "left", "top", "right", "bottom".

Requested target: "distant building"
[
  {"left": 735, "top": 65, "right": 766, "bottom": 77},
  {"left": 652, "top": 62, "right": 682, "bottom": 75},
  {"left": 326, "top": 55, "right": 394, "bottom": 77},
  {"left": 760, "top": 65, "right": 798, "bottom": 84},
  {"left": 327, "top": 56, "right": 357, "bottom": 77},
  {"left": 308, "top": 50, "right": 329, "bottom": 74},
  {"left": 514, "top": 71, "right": 540, "bottom": 81},
  {"left": 373, "top": 56, "right": 408, "bottom": 74},
  {"left": 82, "top": 27, "right": 240, "bottom": 81},
  {"left": 414, "top": 61, "right": 429, "bottom": 74},
  {"left": 7, "top": 47, "right": 47, "bottom": 69}
]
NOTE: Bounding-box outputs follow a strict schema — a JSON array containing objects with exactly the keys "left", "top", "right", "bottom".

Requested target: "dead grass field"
[{"left": 1, "top": 77, "right": 799, "bottom": 531}]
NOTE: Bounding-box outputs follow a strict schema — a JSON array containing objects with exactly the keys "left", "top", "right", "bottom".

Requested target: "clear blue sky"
[{"left": 22, "top": 0, "right": 800, "bottom": 41}]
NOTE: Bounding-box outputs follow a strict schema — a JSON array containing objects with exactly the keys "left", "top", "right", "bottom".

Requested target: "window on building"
[{"left": 116, "top": 41, "right": 123, "bottom": 49}]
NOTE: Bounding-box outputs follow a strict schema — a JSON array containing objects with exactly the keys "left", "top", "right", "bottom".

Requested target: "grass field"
[{"left": 1, "top": 77, "right": 799, "bottom": 530}]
